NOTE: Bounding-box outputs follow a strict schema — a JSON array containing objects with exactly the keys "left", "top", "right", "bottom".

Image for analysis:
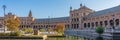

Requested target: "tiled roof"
[
  {"left": 19, "top": 17, "right": 30, "bottom": 19},
  {"left": 86, "top": 5, "right": 120, "bottom": 18},
  {"left": 35, "top": 17, "right": 69, "bottom": 22}
]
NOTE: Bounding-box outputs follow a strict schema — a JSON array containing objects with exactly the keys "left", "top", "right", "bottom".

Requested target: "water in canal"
[{"left": 0, "top": 36, "right": 113, "bottom": 40}]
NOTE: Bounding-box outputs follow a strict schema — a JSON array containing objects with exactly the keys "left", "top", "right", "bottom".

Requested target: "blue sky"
[{"left": 0, "top": 0, "right": 120, "bottom": 18}]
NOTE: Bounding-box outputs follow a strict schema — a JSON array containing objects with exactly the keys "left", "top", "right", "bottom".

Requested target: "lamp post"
[
  {"left": 47, "top": 16, "right": 50, "bottom": 32},
  {"left": 112, "top": 15, "right": 115, "bottom": 39},
  {"left": 3, "top": 5, "right": 6, "bottom": 32},
  {"left": 112, "top": 15, "right": 115, "bottom": 29}
]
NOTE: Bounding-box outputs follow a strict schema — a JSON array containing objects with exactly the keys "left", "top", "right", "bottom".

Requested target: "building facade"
[{"left": 1, "top": 4, "right": 120, "bottom": 30}]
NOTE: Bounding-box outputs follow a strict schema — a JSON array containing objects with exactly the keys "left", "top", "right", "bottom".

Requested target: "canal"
[{"left": 0, "top": 36, "right": 112, "bottom": 40}]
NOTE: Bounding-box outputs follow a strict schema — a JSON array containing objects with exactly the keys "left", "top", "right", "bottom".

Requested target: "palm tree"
[{"left": 3, "top": 5, "right": 6, "bottom": 32}]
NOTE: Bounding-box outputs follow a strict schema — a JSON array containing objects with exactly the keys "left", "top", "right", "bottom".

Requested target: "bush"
[
  {"left": 22, "top": 28, "right": 33, "bottom": 33},
  {"left": 10, "top": 31, "right": 22, "bottom": 36},
  {"left": 0, "top": 31, "right": 22, "bottom": 36},
  {"left": 96, "top": 36, "right": 103, "bottom": 40},
  {"left": 95, "top": 26, "right": 104, "bottom": 35},
  {"left": 0, "top": 33, "right": 10, "bottom": 36},
  {"left": 39, "top": 29, "right": 46, "bottom": 32}
]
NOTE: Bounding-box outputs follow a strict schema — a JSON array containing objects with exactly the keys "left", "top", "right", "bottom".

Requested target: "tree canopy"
[
  {"left": 55, "top": 23, "right": 65, "bottom": 34},
  {"left": 95, "top": 25, "right": 104, "bottom": 35},
  {"left": 4, "top": 16, "right": 20, "bottom": 31}
]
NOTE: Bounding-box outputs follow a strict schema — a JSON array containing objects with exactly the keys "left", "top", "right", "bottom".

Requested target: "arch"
[
  {"left": 91, "top": 22, "right": 94, "bottom": 27},
  {"left": 72, "top": 24, "right": 74, "bottom": 29},
  {"left": 74, "top": 24, "right": 76, "bottom": 29},
  {"left": 104, "top": 21, "right": 108, "bottom": 26},
  {"left": 76, "top": 24, "right": 79, "bottom": 28},
  {"left": 88, "top": 23, "right": 90, "bottom": 28},
  {"left": 67, "top": 25, "right": 69, "bottom": 28},
  {"left": 115, "top": 19, "right": 119, "bottom": 25},
  {"left": 109, "top": 20, "right": 113, "bottom": 26},
  {"left": 84, "top": 23, "right": 87, "bottom": 28},
  {"left": 36, "top": 26, "right": 37, "bottom": 28},
  {"left": 100, "top": 21, "right": 103, "bottom": 26},
  {"left": 76, "top": 18, "right": 79, "bottom": 22},
  {"left": 95, "top": 22, "right": 98, "bottom": 26},
  {"left": 65, "top": 25, "right": 67, "bottom": 29},
  {"left": 33, "top": 25, "right": 36, "bottom": 28}
]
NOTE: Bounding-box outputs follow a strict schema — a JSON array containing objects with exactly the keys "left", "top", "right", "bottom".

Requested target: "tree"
[
  {"left": 55, "top": 23, "right": 65, "bottom": 34},
  {"left": 4, "top": 16, "right": 20, "bottom": 31},
  {"left": 95, "top": 25, "right": 104, "bottom": 35}
]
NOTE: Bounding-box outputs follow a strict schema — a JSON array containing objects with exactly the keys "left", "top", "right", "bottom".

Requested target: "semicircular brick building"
[{"left": 1, "top": 4, "right": 120, "bottom": 30}]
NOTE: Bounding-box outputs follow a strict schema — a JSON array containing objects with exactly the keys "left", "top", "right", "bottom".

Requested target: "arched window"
[
  {"left": 91, "top": 22, "right": 94, "bottom": 27},
  {"left": 95, "top": 22, "right": 98, "bottom": 26},
  {"left": 67, "top": 25, "right": 69, "bottom": 29},
  {"left": 109, "top": 20, "right": 113, "bottom": 26},
  {"left": 100, "top": 21, "right": 103, "bottom": 26},
  {"left": 76, "top": 18, "right": 79, "bottom": 22},
  {"left": 88, "top": 23, "right": 90, "bottom": 28},
  {"left": 104, "top": 21, "right": 108, "bottom": 26},
  {"left": 115, "top": 19, "right": 119, "bottom": 25},
  {"left": 76, "top": 24, "right": 79, "bottom": 28},
  {"left": 34, "top": 26, "right": 36, "bottom": 28},
  {"left": 36, "top": 26, "right": 37, "bottom": 28},
  {"left": 72, "top": 24, "right": 74, "bottom": 28},
  {"left": 74, "top": 24, "right": 76, "bottom": 29},
  {"left": 84, "top": 23, "right": 87, "bottom": 28}
]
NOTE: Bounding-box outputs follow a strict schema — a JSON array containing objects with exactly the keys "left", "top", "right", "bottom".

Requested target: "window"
[
  {"left": 109, "top": 20, "right": 113, "bottom": 26},
  {"left": 72, "top": 24, "right": 73, "bottom": 28},
  {"left": 72, "top": 19, "right": 74, "bottom": 22},
  {"left": 100, "top": 21, "right": 103, "bottom": 26},
  {"left": 95, "top": 22, "right": 98, "bottom": 26},
  {"left": 88, "top": 23, "right": 90, "bottom": 28},
  {"left": 91, "top": 22, "right": 94, "bottom": 27},
  {"left": 83, "top": 13, "right": 86, "bottom": 16},
  {"left": 76, "top": 13, "right": 79, "bottom": 16},
  {"left": 74, "top": 24, "right": 76, "bottom": 29},
  {"left": 74, "top": 18, "right": 76, "bottom": 22},
  {"left": 104, "top": 21, "right": 108, "bottom": 26},
  {"left": 71, "top": 14, "right": 74, "bottom": 17},
  {"left": 76, "top": 18, "right": 79, "bottom": 22},
  {"left": 115, "top": 19, "right": 119, "bottom": 25},
  {"left": 76, "top": 24, "right": 79, "bottom": 28},
  {"left": 84, "top": 23, "right": 87, "bottom": 28}
]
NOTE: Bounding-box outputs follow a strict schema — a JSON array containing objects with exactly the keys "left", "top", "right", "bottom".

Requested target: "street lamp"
[
  {"left": 111, "top": 15, "right": 115, "bottom": 40},
  {"left": 47, "top": 16, "right": 50, "bottom": 31},
  {"left": 3, "top": 5, "right": 6, "bottom": 32},
  {"left": 112, "top": 15, "right": 115, "bottom": 29}
]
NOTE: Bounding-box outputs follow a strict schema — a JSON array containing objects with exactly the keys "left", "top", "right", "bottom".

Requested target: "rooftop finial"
[
  {"left": 70, "top": 6, "right": 72, "bottom": 10},
  {"left": 80, "top": 3, "right": 83, "bottom": 7},
  {"left": 70, "top": 3, "right": 72, "bottom": 11}
]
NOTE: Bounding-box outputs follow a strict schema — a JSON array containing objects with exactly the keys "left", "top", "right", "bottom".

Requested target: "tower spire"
[
  {"left": 70, "top": 3, "right": 72, "bottom": 11},
  {"left": 80, "top": 3, "right": 83, "bottom": 7},
  {"left": 29, "top": 10, "right": 33, "bottom": 17}
]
